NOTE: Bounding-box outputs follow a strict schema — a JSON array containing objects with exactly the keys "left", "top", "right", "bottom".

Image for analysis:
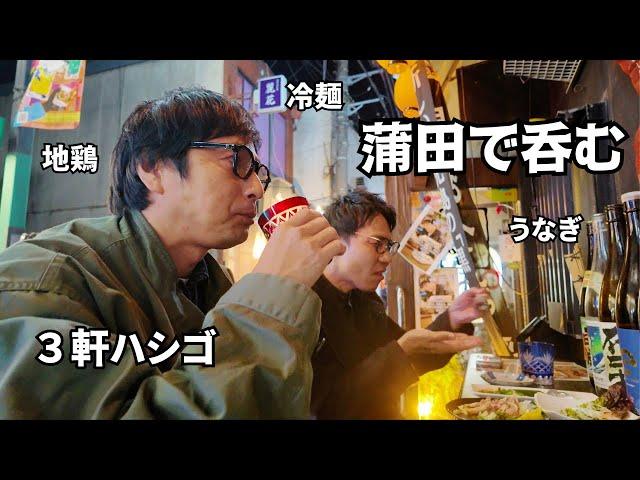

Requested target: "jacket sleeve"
[
  {"left": 0, "top": 273, "right": 321, "bottom": 419},
  {"left": 366, "top": 294, "right": 473, "bottom": 375},
  {"left": 312, "top": 338, "right": 419, "bottom": 419},
  {"left": 311, "top": 301, "right": 477, "bottom": 419},
  {"left": 407, "top": 310, "right": 475, "bottom": 374}
]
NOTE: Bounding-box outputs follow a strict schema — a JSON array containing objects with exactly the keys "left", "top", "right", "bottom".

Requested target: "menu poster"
[
  {"left": 399, "top": 201, "right": 453, "bottom": 275},
  {"left": 414, "top": 267, "right": 458, "bottom": 329},
  {"left": 14, "top": 60, "right": 86, "bottom": 130}
]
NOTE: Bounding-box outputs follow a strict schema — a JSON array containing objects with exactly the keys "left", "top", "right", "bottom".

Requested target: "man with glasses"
[
  {"left": 311, "top": 191, "right": 487, "bottom": 419},
  {"left": 0, "top": 86, "right": 345, "bottom": 419}
]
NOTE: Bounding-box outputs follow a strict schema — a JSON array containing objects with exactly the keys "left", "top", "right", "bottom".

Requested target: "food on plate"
[
  {"left": 601, "top": 382, "right": 635, "bottom": 416},
  {"left": 515, "top": 407, "right": 544, "bottom": 420},
  {"left": 554, "top": 363, "right": 589, "bottom": 380},
  {"left": 475, "top": 355, "right": 503, "bottom": 369},
  {"left": 561, "top": 383, "right": 635, "bottom": 420},
  {"left": 453, "top": 397, "right": 536, "bottom": 420},
  {"left": 472, "top": 385, "right": 537, "bottom": 398},
  {"left": 561, "top": 399, "right": 621, "bottom": 420},
  {"left": 479, "top": 371, "right": 536, "bottom": 387}
]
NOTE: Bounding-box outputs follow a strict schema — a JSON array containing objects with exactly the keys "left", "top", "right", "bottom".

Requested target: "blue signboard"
[{"left": 257, "top": 75, "right": 287, "bottom": 114}]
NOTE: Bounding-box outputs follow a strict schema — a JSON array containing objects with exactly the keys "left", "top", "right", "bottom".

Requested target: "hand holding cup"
[{"left": 253, "top": 203, "right": 345, "bottom": 288}]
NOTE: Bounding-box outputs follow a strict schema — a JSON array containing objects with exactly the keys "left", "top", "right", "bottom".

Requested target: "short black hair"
[
  {"left": 108, "top": 86, "right": 261, "bottom": 216},
  {"left": 324, "top": 190, "right": 396, "bottom": 237}
]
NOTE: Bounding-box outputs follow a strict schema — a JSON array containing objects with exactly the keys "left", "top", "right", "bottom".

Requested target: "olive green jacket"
[{"left": 0, "top": 209, "right": 321, "bottom": 419}]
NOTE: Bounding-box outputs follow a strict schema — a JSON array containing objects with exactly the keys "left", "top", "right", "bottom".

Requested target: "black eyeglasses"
[
  {"left": 354, "top": 233, "right": 400, "bottom": 256},
  {"left": 189, "top": 142, "right": 271, "bottom": 191}
]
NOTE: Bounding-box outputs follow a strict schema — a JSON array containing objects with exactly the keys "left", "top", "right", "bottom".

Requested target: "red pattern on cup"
[{"left": 258, "top": 196, "right": 309, "bottom": 239}]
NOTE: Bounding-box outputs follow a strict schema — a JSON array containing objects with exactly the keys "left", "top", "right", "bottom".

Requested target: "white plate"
[
  {"left": 534, "top": 392, "right": 640, "bottom": 420},
  {"left": 472, "top": 384, "right": 550, "bottom": 400},
  {"left": 480, "top": 371, "right": 536, "bottom": 387}
]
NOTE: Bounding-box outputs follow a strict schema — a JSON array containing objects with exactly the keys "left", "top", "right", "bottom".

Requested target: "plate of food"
[
  {"left": 553, "top": 362, "right": 589, "bottom": 381},
  {"left": 535, "top": 383, "right": 639, "bottom": 420},
  {"left": 480, "top": 371, "right": 536, "bottom": 387},
  {"left": 471, "top": 384, "right": 594, "bottom": 401},
  {"left": 446, "top": 397, "right": 542, "bottom": 420},
  {"left": 471, "top": 384, "right": 544, "bottom": 400},
  {"left": 475, "top": 355, "right": 503, "bottom": 370}
]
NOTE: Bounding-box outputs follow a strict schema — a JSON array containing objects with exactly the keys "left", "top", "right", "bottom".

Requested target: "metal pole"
[
  {"left": 515, "top": 198, "right": 529, "bottom": 330},
  {"left": 550, "top": 176, "right": 559, "bottom": 304},
  {"left": 356, "top": 60, "right": 392, "bottom": 118},
  {"left": 332, "top": 59, "right": 350, "bottom": 197},
  {"left": 538, "top": 177, "right": 550, "bottom": 316},
  {"left": 547, "top": 177, "right": 562, "bottom": 303},
  {"left": 563, "top": 166, "right": 581, "bottom": 336},
  {"left": 556, "top": 174, "right": 571, "bottom": 331},
  {"left": 543, "top": 179, "right": 552, "bottom": 317}
]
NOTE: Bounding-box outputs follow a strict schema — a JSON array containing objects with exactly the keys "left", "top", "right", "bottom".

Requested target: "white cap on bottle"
[{"left": 621, "top": 191, "right": 640, "bottom": 203}]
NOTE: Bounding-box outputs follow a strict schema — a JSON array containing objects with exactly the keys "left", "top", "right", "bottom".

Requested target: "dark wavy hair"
[
  {"left": 324, "top": 190, "right": 397, "bottom": 238},
  {"left": 108, "top": 86, "right": 261, "bottom": 216}
]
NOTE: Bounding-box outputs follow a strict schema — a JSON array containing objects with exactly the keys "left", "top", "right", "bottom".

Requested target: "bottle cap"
[{"left": 621, "top": 191, "right": 640, "bottom": 203}]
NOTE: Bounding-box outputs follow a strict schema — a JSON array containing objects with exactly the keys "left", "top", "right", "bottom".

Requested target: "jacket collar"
[
  {"left": 118, "top": 209, "right": 231, "bottom": 337},
  {"left": 314, "top": 274, "right": 353, "bottom": 306},
  {"left": 122, "top": 208, "right": 180, "bottom": 296},
  {"left": 313, "top": 275, "right": 369, "bottom": 367}
]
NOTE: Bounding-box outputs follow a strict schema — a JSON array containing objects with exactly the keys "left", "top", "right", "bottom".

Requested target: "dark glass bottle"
[
  {"left": 597, "top": 204, "right": 627, "bottom": 393},
  {"left": 616, "top": 194, "right": 640, "bottom": 331},
  {"left": 615, "top": 192, "right": 640, "bottom": 414},
  {"left": 584, "top": 214, "right": 609, "bottom": 318},
  {"left": 581, "top": 214, "right": 609, "bottom": 391},
  {"left": 600, "top": 204, "right": 626, "bottom": 322},
  {"left": 579, "top": 221, "right": 594, "bottom": 318}
]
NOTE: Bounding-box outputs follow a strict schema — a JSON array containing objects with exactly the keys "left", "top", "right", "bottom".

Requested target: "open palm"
[{"left": 449, "top": 287, "right": 490, "bottom": 329}]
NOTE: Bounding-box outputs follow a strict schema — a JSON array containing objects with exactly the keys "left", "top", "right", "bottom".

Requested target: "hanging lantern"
[
  {"left": 377, "top": 60, "right": 419, "bottom": 75},
  {"left": 387, "top": 60, "right": 410, "bottom": 75},
  {"left": 376, "top": 60, "right": 391, "bottom": 73},
  {"left": 393, "top": 70, "right": 420, "bottom": 118}
]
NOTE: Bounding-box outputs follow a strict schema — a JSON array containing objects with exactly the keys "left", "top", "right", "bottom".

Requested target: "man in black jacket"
[{"left": 311, "top": 191, "right": 487, "bottom": 419}]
